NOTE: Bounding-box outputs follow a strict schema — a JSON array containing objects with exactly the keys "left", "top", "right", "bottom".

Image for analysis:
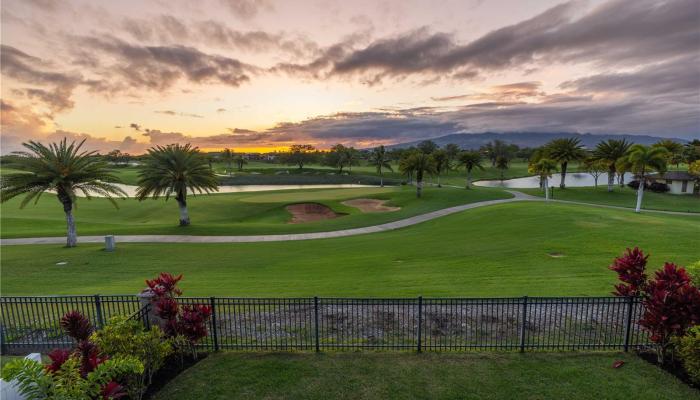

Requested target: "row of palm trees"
[
  {"left": 530, "top": 139, "right": 670, "bottom": 212},
  {"left": 1, "top": 140, "right": 217, "bottom": 247}
]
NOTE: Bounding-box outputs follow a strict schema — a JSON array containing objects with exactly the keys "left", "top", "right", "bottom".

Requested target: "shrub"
[
  {"left": 676, "top": 326, "right": 700, "bottom": 384},
  {"left": 627, "top": 180, "right": 642, "bottom": 189},
  {"left": 91, "top": 316, "right": 173, "bottom": 399},
  {"left": 648, "top": 181, "right": 670, "bottom": 193},
  {"left": 609, "top": 248, "right": 700, "bottom": 363}
]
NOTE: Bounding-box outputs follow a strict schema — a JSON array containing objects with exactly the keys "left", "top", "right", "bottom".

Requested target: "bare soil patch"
[
  {"left": 286, "top": 203, "right": 343, "bottom": 224},
  {"left": 342, "top": 198, "right": 400, "bottom": 213}
]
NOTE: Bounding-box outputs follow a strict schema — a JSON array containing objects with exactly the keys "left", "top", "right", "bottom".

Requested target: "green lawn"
[
  {"left": 0, "top": 186, "right": 510, "bottom": 238},
  {"left": 2, "top": 202, "right": 698, "bottom": 296},
  {"left": 522, "top": 186, "right": 700, "bottom": 213},
  {"left": 152, "top": 352, "right": 696, "bottom": 400}
]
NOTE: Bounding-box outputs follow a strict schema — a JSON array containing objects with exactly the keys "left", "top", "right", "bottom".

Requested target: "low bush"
[
  {"left": 648, "top": 182, "right": 670, "bottom": 193},
  {"left": 627, "top": 180, "right": 642, "bottom": 190},
  {"left": 686, "top": 261, "right": 700, "bottom": 287},
  {"left": 676, "top": 326, "right": 700, "bottom": 384},
  {"left": 92, "top": 316, "right": 173, "bottom": 399}
]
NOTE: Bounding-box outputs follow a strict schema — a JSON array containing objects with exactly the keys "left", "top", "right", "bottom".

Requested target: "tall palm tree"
[
  {"left": 529, "top": 158, "right": 558, "bottom": 201},
  {"left": 368, "top": 145, "right": 393, "bottom": 187},
  {"left": 495, "top": 155, "right": 509, "bottom": 180},
  {"left": 136, "top": 144, "right": 218, "bottom": 226},
  {"left": 234, "top": 155, "right": 248, "bottom": 171},
  {"left": 626, "top": 145, "right": 668, "bottom": 213},
  {"left": 443, "top": 143, "right": 460, "bottom": 175},
  {"left": 546, "top": 138, "right": 586, "bottom": 188},
  {"left": 431, "top": 150, "right": 449, "bottom": 188},
  {"left": 221, "top": 148, "right": 234, "bottom": 176},
  {"left": 458, "top": 151, "right": 484, "bottom": 189},
  {"left": 399, "top": 152, "right": 436, "bottom": 198},
  {"left": 593, "top": 139, "right": 631, "bottom": 192},
  {"left": 653, "top": 140, "right": 684, "bottom": 169},
  {"left": 0, "top": 139, "right": 126, "bottom": 247}
]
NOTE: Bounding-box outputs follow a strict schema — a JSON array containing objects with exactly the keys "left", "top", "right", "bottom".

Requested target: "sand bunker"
[
  {"left": 286, "top": 203, "right": 342, "bottom": 224},
  {"left": 342, "top": 198, "right": 401, "bottom": 213}
]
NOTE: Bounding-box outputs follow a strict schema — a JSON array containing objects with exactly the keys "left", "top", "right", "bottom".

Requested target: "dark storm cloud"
[
  {"left": 78, "top": 35, "right": 255, "bottom": 92},
  {"left": 277, "top": 0, "right": 699, "bottom": 82}
]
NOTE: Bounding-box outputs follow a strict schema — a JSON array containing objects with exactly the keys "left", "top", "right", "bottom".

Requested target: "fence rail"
[{"left": 0, "top": 295, "right": 650, "bottom": 354}]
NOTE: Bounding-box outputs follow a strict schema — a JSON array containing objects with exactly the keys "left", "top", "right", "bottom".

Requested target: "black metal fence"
[{"left": 0, "top": 295, "right": 650, "bottom": 354}]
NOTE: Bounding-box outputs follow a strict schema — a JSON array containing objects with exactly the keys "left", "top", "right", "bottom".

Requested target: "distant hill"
[{"left": 386, "top": 132, "right": 687, "bottom": 150}]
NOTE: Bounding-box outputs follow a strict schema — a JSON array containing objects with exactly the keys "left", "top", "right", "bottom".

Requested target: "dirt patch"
[
  {"left": 342, "top": 198, "right": 400, "bottom": 213},
  {"left": 286, "top": 203, "right": 343, "bottom": 224},
  {"left": 548, "top": 252, "right": 566, "bottom": 258}
]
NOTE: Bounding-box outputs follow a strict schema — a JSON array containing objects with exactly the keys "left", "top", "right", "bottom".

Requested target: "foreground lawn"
[
  {"left": 2, "top": 202, "right": 697, "bottom": 296},
  {"left": 0, "top": 186, "right": 510, "bottom": 238},
  {"left": 522, "top": 186, "right": 700, "bottom": 213},
  {"left": 152, "top": 352, "right": 695, "bottom": 400}
]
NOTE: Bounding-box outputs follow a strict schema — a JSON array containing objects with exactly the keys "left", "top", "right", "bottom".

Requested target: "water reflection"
[{"left": 474, "top": 172, "right": 634, "bottom": 189}]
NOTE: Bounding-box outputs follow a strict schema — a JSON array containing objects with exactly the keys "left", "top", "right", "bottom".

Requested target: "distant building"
[{"left": 649, "top": 171, "right": 698, "bottom": 195}]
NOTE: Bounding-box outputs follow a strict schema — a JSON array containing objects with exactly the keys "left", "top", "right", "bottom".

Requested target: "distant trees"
[
  {"left": 283, "top": 144, "right": 316, "bottom": 169},
  {"left": 136, "top": 144, "right": 218, "bottom": 226},
  {"left": 234, "top": 154, "right": 248, "bottom": 171},
  {"left": 221, "top": 148, "right": 234, "bottom": 176},
  {"left": 481, "top": 140, "right": 511, "bottom": 167},
  {"left": 417, "top": 140, "right": 438, "bottom": 155},
  {"left": 626, "top": 144, "right": 668, "bottom": 213},
  {"left": 654, "top": 140, "right": 684, "bottom": 169},
  {"left": 495, "top": 156, "right": 509, "bottom": 180},
  {"left": 399, "top": 152, "right": 436, "bottom": 198},
  {"left": 545, "top": 138, "right": 586, "bottom": 189},
  {"left": 443, "top": 143, "right": 461, "bottom": 174},
  {"left": 105, "top": 149, "right": 132, "bottom": 165},
  {"left": 431, "top": 150, "right": 449, "bottom": 188},
  {"left": 0, "top": 139, "right": 126, "bottom": 247},
  {"left": 593, "top": 139, "right": 632, "bottom": 192},
  {"left": 529, "top": 158, "right": 558, "bottom": 201},
  {"left": 368, "top": 145, "right": 393, "bottom": 187},
  {"left": 582, "top": 157, "right": 607, "bottom": 188},
  {"left": 458, "top": 151, "right": 484, "bottom": 189},
  {"left": 325, "top": 144, "right": 358, "bottom": 173}
]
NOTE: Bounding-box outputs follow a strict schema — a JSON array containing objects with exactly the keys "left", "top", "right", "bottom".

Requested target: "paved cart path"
[{"left": 2, "top": 190, "right": 696, "bottom": 245}]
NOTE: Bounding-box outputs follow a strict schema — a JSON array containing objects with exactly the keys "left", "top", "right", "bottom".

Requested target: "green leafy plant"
[
  {"left": 91, "top": 316, "right": 173, "bottom": 399},
  {"left": 686, "top": 260, "right": 700, "bottom": 287},
  {"left": 676, "top": 326, "right": 700, "bottom": 384},
  {"left": 2, "top": 355, "right": 143, "bottom": 400}
]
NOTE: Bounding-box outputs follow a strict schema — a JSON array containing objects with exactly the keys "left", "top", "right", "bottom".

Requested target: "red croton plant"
[
  {"left": 609, "top": 247, "right": 700, "bottom": 362},
  {"left": 144, "top": 273, "right": 212, "bottom": 351},
  {"left": 46, "top": 311, "right": 126, "bottom": 399}
]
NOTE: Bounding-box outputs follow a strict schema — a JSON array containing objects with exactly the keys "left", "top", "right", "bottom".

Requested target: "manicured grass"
[
  {"left": 522, "top": 186, "right": 700, "bottom": 213},
  {"left": 152, "top": 352, "right": 696, "bottom": 400},
  {"left": 2, "top": 202, "right": 698, "bottom": 296},
  {"left": 0, "top": 186, "right": 510, "bottom": 238}
]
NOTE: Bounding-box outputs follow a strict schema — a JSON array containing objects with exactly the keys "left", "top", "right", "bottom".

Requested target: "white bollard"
[{"left": 105, "top": 235, "right": 116, "bottom": 252}]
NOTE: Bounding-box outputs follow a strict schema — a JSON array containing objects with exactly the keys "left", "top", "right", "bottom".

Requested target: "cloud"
[
  {"left": 129, "top": 123, "right": 142, "bottom": 131},
  {"left": 276, "top": 0, "right": 699, "bottom": 83},
  {"left": 219, "top": 0, "right": 272, "bottom": 19},
  {"left": 216, "top": 108, "right": 227, "bottom": 113},
  {"left": 432, "top": 82, "right": 545, "bottom": 102},
  {"left": 154, "top": 110, "right": 204, "bottom": 118}
]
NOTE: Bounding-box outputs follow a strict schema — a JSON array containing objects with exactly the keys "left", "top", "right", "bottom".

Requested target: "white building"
[{"left": 649, "top": 171, "right": 698, "bottom": 195}]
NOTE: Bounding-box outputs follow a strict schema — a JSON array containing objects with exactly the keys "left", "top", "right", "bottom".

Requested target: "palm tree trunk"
[
  {"left": 607, "top": 166, "right": 615, "bottom": 192},
  {"left": 176, "top": 192, "right": 190, "bottom": 226},
  {"left": 380, "top": 172, "right": 384, "bottom": 188},
  {"left": 437, "top": 175, "right": 441, "bottom": 188},
  {"left": 635, "top": 175, "right": 645, "bottom": 213},
  {"left": 560, "top": 162, "right": 568, "bottom": 189},
  {"left": 57, "top": 192, "right": 77, "bottom": 247},
  {"left": 466, "top": 170, "right": 472, "bottom": 189},
  {"left": 416, "top": 180, "right": 423, "bottom": 198},
  {"left": 544, "top": 178, "right": 550, "bottom": 201}
]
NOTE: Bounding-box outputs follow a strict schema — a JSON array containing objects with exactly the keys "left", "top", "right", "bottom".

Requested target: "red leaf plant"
[
  {"left": 101, "top": 381, "right": 128, "bottom": 399},
  {"left": 145, "top": 273, "right": 212, "bottom": 352},
  {"left": 610, "top": 249, "right": 700, "bottom": 363},
  {"left": 60, "top": 310, "right": 94, "bottom": 342},
  {"left": 45, "top": 348, "right": 71, "bottom": 373}
]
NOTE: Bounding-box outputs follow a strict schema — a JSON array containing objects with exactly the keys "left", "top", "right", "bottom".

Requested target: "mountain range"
[{"left": 386, "top": 132, "right": 688, "bottom": 150}]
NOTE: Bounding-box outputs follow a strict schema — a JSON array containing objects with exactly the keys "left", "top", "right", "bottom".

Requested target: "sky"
[{"left": 1, "top": 0, "right": 698, "bottom": 154}]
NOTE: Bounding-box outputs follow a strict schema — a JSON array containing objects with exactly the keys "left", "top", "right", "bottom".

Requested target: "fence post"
[
  {"left": 94, "top": 294, "right": 104, "bottom": 329},
  {"left": 1, "top": 324, "right": 7, "bottom": 355},
  {"left": 314, "top": 296, "right": 320, "bottom": 353},
  {"left": 417, "top": 296, "right": 423, "bottom": 353},
  {"left": 519, "top": 296, "right": 528, "bottom": 353},
  {"left": 623, "top": 296, "right": 634, "bottom": 352},
  {"left": 210, "top": 297, "right": 219, "bottom": 352}
]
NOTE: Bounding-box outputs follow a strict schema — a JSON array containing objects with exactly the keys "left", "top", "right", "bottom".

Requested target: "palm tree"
[
  {"left": 221, "top": 148, "right": 234, "bottom": 176},
  {"left": 443, "top": 143, "right": 460, "bottom": 175},
  {"left": 0, "top": 139, "right": 126, "bottom": 247},
  {"left": 626, "top": 145, "right": 669, "bottom": 213},
  {"left": 529, "top": 158, "right": 558, "bottom": 201},
  {"left": 653, "top": 140, "right": 684, "bottom": 169},
  {"left": 431, "top": 150, "right": 449, "bottom": 188},
  {"left": 399, "top": 152, "right": 436, "bottom": 198},
  {"left": 136, "top": 144, "right": 218, "bottom": 226},
  {"left": 615, "top": 156, "right": 632, "bottom": 187},
  {"left": 368, "top": 145, "right": 393, "bottom": 187},
  {"left": 234, "top": 155, "right": 248, "bottom": 171},
  {"left": 458, "top": 151, "right": 484, "bottom": 189},
  {"left": 546, "top": 138, "right": 585, "bottom": 189},
  {"left": 593, "top": 139, "right": 632, "bottom": 192},
  {"left": 495, "top": 155, "right": 509, "bottom": 180}
]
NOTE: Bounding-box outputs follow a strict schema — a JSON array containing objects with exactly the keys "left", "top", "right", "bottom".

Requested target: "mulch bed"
[
  {"left": 144, "top": 353, "right": 208, "bottom": 399},
  {"left": 637, "top": 350, "right": 698, "bottom": 390}
]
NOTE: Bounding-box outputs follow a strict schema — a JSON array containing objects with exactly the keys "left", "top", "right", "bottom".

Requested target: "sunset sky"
[{"left": 1, "top": 0, "right": 698, "bottom": 154}]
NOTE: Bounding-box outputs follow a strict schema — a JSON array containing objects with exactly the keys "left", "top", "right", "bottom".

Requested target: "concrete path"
[
  {"left": 2, "top": 190, "right": 696, "bottom": 246},
  {"left": 1, "top": 191, "right": 534, "bottom": 245}
]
